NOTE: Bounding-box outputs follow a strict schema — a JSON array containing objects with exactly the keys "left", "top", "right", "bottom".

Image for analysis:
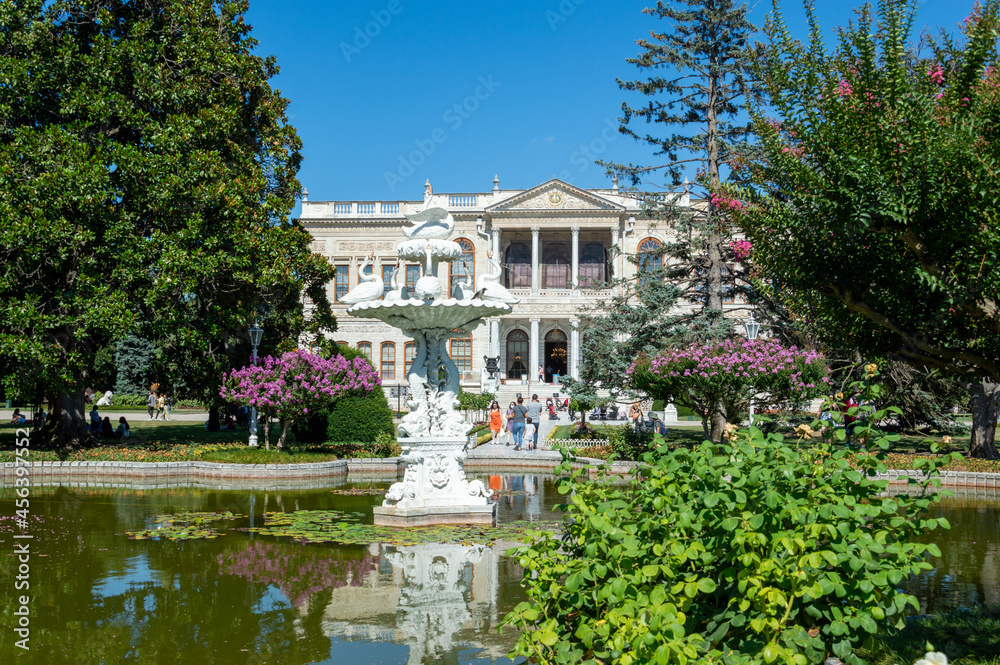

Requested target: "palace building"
[{"left": 299, "top": 176, "right": 733, "bottom": 394}]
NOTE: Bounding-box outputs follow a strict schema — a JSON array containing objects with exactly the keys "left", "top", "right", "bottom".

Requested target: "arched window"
[
  {"left": 505, "top": 242, "right": 531, "bottom": 288},
  {"left": 449, "top": 336, "right": 472, "bottom": 373},
  {"left": 505, "top": 329, "right": 528, "bottom": 379},
  {"left": 380, "top": 342, "right": 395, "bottom": 379},
  {"left": 404, "top": 342, "right": 416, "bottom": 376},
  {"left": 336, "top": 341, "right": 349, "bottom": 348},
  {"left": 637, "top": 237, "right": 663, "bottom": 274},
  {"left": 579, "top": 242, "right": 607, "bottom": 287},
  {"left": 543, "top": 242, "right": 570, "bottom": 289},
  {"left": 448, "top": 238, "right": 475, "bottom": 297},
  {"left": 357, "top": 342, "right": 372, "bottom": 362}
]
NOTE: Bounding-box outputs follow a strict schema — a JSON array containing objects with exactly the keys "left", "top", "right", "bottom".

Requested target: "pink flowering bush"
[
  {"left": 628, "top": 338, "right": 829, "bottom": 441},
  {"left": 221, "top": 349, "right": 380, "bottom": 450}
]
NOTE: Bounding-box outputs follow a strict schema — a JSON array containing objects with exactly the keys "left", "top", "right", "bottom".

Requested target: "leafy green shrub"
[
  {"left": 675, "top": 403, "right": 698, "bottom": 418},
  {"left": 606, "top": 424, "right": 654, "bottom": 461},
  {"left": 568, "top": 421, "right": 603, "bottom": 440},
  {"left": 652, "top": 399, "right": 665, "bottom": 412},
  {"left": 109, "top": 393, "right": 201, "bottom": 408},
  {"left": 325, "top": 389, "right": 394, "bottom": 443},
  {"left": 503, "top": 418, "right": 957, "bottom": 664}
]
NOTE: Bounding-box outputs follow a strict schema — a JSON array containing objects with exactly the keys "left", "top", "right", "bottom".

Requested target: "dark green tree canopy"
[{"left": 0, "top": 0, "right": 333, "bottom": 445}]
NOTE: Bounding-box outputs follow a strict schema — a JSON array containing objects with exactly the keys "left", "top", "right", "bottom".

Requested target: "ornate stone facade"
[{"left": 299, "top": 176, "right": 732, "bottom": 391}]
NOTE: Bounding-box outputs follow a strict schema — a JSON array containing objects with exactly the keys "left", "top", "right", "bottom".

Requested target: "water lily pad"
[
  {"left": 126, "top": 511, "right": 244, "bottom": 541},
  {"left": 244, "top": 509, "right": 558, "bottom": 546}
]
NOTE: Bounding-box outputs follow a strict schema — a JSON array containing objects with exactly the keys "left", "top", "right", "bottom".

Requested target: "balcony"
[{"left": 448, "top": 195, "right": 478, "bottom": 207}]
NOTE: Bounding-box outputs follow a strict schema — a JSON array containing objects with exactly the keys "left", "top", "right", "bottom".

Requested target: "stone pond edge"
[{"left": 2, "top": 455, "right": 999, "bottom": 489}]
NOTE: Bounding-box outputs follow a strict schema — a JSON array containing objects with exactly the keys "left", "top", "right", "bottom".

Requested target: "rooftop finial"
[
  {"left": 302, "top": 186, "right": 309, "bottom": 202},
  {"left": 493, "top": 174, "right": 500, "bottom": 192},
  {"left": 424, "top": 179, "right": 432, "bottom": 200},
  {"left": 611, "top": 175, "right": 618, "bottom": 191}
]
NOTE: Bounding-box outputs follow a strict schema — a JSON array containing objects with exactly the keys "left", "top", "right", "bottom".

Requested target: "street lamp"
[
  {"left": 744, "top": 313, "right": 760, "bottom": 427},
  {"left": 248, "top": 321, "right": 263, "bottom": 447}
]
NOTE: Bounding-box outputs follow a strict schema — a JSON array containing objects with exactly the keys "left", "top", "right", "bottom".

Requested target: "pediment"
[{"left": 486, "top": 179, "right": 623, "bottom": 213}]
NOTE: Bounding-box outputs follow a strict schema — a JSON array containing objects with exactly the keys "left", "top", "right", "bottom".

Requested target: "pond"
[{"left": 0, "top": 475, "right": 996, "bottom": 664}]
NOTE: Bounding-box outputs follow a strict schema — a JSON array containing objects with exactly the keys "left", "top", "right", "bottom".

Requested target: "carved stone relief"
[{"left": 337, "top": 240, "right": 397, "bottom": 253}]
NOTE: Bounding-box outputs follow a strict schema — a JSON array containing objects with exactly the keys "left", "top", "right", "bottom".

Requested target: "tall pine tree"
[{"left": 586, "top": 0, "right": 758, "bottom": 440}]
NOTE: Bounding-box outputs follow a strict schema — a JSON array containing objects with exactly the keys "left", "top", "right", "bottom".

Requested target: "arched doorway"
[
  {"left": 543, "top": 329, "right": 568, "bottom": 383},
  {"left": 505, "top": 329, "right": 528, "bottom": 380}
]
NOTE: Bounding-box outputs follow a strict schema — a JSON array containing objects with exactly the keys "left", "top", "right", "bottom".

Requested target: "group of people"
[
  {"left": 147, "top": 390, "right": 171, "bottom": 420},
  {"left": 88, "top": 405, "right": 130, "bottom": 439},
  {"left": 487, "top": 394, "right": 545, "bottom": 450}
]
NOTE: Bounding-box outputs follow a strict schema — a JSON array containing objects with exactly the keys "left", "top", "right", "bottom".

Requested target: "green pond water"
[{"left": 0, "top": 476, "right": 996, "bottom": 664}]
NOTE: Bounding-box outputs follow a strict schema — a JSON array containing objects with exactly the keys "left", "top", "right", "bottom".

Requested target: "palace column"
[
  {"left": 571, "top": 226, "right": 580, "bottom": 290},
  {"left": 531, "top": 227, "right": 540, "bottom": 293},
  {"left": 491, "top": 228, "right": 500, "bottom": 260},
  {"left": 529, "top": 318, "right": 540, "bottom": 385},
  {"left": 611, "top": 226, "right": 621, "bottom": 296},
  {"left": 569, "top": 318, "right": 580, "bottom": 379},
  {"left": 490, "top": 318, "right": 500, "bottom": 357}
]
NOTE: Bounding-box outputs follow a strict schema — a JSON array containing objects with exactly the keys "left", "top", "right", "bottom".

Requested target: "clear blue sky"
[{"left": 242, "top": 0, "right": 975, "bottom": 211}]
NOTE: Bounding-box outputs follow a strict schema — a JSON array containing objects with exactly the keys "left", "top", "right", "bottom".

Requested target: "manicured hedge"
[{"left": 325, "top": 389, "right": 395, "bottom": 443}]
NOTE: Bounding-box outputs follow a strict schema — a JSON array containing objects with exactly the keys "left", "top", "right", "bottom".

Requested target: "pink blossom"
[
  {"left": 730, "top": 239, "right": 752, "bottom": 262},
  {"left": 837, "top": 80, "right": 853, "bottom": 97},
  {"left": 928, "top": 64, "right": 944, "bottom": 85}
]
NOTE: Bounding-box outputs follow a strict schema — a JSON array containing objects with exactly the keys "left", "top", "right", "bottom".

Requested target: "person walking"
[
  {"left": 155, "top": 393, "right": 166, "bottom": 420},
  {"left": 505, "top": 402, "right": 515, "bottom": 446},
  {"left": 510, "top": 397, "right": 528, "bottom": 450},
  {"left": 147, "top": 390, "right": 157, "bottom": 420},
  {"left": 488, "top": 401, "right": 505, "bottom": 444},
  {"left": 525, "top": 394, "right": 543, "bottom": 450},
  {"left": 524, "top": 417, "right": 535, "bottom": 451}
]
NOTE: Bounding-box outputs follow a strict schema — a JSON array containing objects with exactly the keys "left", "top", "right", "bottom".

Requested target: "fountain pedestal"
[{"left": 373, "top": 437, "right": 497, "bottom": 527}]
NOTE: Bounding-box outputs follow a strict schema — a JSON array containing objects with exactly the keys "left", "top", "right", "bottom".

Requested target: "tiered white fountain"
[{"left": 344, "top": 201, "right": 518, "bottom": 526}]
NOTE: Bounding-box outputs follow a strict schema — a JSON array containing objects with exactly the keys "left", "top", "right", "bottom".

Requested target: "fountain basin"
[{"left": 346, "top": 299, "right": 510, "bottom": 330}]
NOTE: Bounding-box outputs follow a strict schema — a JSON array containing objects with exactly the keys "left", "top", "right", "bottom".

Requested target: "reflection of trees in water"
[
  {"left": 900, "top": 498, "right": 1000, "bottom": 614},
  {"left": 218, "top": 541, "right": 377, "bottom": 607}
]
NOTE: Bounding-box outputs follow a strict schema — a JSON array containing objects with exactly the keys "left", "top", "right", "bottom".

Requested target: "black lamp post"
[
  {"left": 744, "top": 313, "right": 760, "bottom": 426},
  {"left": 248, "top": 322, "right": 263, "bottom": 447}
]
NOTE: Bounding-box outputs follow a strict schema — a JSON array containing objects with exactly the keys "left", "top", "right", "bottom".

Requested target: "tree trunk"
[
  {"left": 42, "top": 390, "right": 92, "bottom": 451},
  {"left": 967, "top": 380, "right": 999, "bottom": 459},
  {"left": 277, "top": 419, "right": 292, "bottom": 450},
  {"left": 207, "top": 404, "right": 221, "bottom": 432},
  {"left": 263, "top": 411, "right": 270, "bottom": 451},
  {"left": 710, "top": 410, "right": 727, "bottom": 444}
]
